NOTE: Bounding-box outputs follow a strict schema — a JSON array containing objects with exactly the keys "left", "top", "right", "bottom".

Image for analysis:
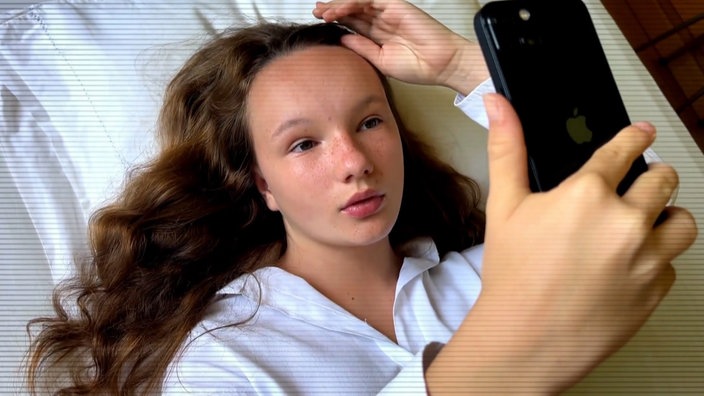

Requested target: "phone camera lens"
[{"left": 519, "top": 9, "right": 531, "bottom": 21}]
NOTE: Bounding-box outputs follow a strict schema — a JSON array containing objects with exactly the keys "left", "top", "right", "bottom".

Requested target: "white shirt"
[
  {"left": 163, "top": 240, "right": 484, "bottom": 395},
  {"left": 163, "top": 83, "right": 492, "bottom": 395}
]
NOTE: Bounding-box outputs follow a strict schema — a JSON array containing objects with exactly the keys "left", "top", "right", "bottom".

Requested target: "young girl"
[{"left": 26, "top": 1, "right": 696, "bottom": 394}]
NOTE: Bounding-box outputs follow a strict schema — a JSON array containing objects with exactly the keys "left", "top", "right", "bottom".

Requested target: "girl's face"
[{"left": 248, "top": 45, "right": 404, "bottom": 252}]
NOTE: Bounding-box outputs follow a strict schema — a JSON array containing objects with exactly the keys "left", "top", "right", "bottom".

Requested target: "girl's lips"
[
  {"left": 341, "top": 191, "right": 385, "bottom": 219},
  {"left": 341, "top": 195, "right": 385, "bottom": 219}
]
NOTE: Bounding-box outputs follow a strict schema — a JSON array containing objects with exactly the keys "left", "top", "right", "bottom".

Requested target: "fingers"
[
  {"left": 640, "top": 206, "right": 698, "bottom": 265},
  {"left": 313, "top": 1, "right": 388, "bottom": 42},
  {"left": 643, "top": 262, "right": 676, "bottom": 313},
  {"left": 314, "top": 0, "right": 380, "bottom": 22},
  {"left": 337, "top": 15, "right": 375, "bottom": 39},
  {"left": 339, "top": 33, "right": 383, "bottom": 63},
  {"left": 622, "top": 162, "right": 679, "bottom": 226},
  {"left": 484, "top": 93, "right": 531, "bottom": 220},
  {"left": 578, "top": 122, "right": 655, "bottom": 191},
  {"left": 578, "top": 122, "right": 678, "bottom": 228}
]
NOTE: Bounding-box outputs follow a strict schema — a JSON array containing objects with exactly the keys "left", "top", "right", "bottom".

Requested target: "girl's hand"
[
  {"left": 313, "top": 0, "right": 489, "bottom": 94},
  {"left": 426, "top": 94, "right": 698, "bottom": 394}
]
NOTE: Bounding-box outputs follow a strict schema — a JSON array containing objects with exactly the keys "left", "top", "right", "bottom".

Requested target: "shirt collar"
[
  {"left": 395, "top": 237, "right": 440, "bottom": 291},
  {"left": 217, "top": 238, "right": 443, "bottom": 337}
]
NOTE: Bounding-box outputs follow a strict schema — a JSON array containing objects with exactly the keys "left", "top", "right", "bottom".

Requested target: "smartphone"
[{"left": 474, "top": 0, "right": 648, "bottom": 194}]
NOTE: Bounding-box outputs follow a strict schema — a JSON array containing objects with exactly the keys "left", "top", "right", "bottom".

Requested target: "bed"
[{"left": 1, "top": 0, "right": 702, "bottom": 394}]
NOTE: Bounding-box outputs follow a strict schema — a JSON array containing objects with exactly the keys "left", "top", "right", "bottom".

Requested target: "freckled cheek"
[
  {"left": 281, "top": 162, "right": 336, "bottom": 220},
  {"left": 288, "top": 161, "right": 330, "bottom": 190}
]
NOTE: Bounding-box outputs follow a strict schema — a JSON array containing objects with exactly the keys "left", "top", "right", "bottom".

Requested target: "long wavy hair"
[{"left": 25, "top": 22, "right": 485, "bottom": 395}]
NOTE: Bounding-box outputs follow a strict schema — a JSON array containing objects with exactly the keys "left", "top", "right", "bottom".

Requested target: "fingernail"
[
  {"left": 483, "top": 93, "right": 503, "bottom": 124},
  {"left": 633, "top": 121, "right": 656, "bottom": 136}
]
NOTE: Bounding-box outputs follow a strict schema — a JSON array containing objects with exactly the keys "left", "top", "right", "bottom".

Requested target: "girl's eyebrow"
[
  {"left": 271, "top": 94, "right": 387, "bottom": 139},
  {"left": 272, "top": 118, "right": 312, "bottom": 139}
]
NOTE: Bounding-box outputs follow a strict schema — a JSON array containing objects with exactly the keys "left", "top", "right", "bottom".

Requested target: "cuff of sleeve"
[
  {"left": 643, "top": 147, "right": 662, "bottom": 164},
  {"left": 454, "top": 78, "right": 496, "bottom": 130},
  {"left": 377, "top": 342, "right": 445, "bottom": 396}
]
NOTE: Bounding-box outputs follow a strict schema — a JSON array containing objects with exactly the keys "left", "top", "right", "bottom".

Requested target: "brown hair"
[{"left": 25, "top": 22, "right": 484, "bottom": 394}]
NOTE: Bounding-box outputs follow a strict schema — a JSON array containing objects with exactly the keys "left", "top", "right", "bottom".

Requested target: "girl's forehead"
[
  {"left": 256, "top": 45, "right": 381, "bottom": 83},
  {"left": 248, "top": 46, "right": 388, "bottom": 111},
  {"left": 246, "top": 46, "right": 394, "bottom": 143}
]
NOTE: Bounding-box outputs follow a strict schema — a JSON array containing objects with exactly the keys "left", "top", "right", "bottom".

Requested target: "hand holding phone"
[{"left": 474, "top": 0, "right": 648, "bottom": 194}]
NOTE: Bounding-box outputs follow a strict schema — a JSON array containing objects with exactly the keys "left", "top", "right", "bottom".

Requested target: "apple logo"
[{"left": 566, "top": 107, "right": 593, "bottom": 144}]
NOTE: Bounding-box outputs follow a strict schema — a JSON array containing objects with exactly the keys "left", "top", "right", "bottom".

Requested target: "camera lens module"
[{"left": 519, "top": 8, "right": 531, "bottom": 21}]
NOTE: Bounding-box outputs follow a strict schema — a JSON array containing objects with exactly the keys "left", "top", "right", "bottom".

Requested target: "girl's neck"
[
  {"left": 278, "top": 238, "right": 402, "bottom": 342},
  {"left": 279, "top": 237, "right": 401, "bottom": 292}
]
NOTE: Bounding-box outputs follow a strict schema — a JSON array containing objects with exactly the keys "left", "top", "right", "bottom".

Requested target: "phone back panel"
[{"left": 474, "top": 0, "right": 647, "bottom": 193}]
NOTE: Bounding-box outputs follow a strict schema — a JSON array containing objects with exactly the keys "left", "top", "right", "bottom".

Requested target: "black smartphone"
[{"left": 474, "top": 0, "right": 648, "bottom": 194}]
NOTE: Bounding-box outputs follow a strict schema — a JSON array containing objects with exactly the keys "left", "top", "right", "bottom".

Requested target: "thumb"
[{"left": 484, "top": 93, "right": 531, "bottom": 220}]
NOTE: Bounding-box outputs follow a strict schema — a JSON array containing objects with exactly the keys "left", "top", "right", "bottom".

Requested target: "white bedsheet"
[{"left": 1, "top": 0, "right": 702, "bottom": 394}]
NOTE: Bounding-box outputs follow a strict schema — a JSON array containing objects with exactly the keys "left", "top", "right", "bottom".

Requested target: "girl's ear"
[{"left": 254, "top": 167, "right": 280, "bottom": 212}]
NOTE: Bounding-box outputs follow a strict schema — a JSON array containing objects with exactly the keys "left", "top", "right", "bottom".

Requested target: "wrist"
[
  {"left": 424, "top": 295, "right": 564, "bottom": 395},
  {"left": 441, "top": 38, "right": 490, "bottom": 96}
]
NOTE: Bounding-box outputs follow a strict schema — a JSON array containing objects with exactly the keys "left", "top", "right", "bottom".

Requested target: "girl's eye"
[
  {"left": 290, "top": 140, "right": 317, "bottom": 153},
  {"left": 360, "top": 117, "right": 383, "bottom": 131}
]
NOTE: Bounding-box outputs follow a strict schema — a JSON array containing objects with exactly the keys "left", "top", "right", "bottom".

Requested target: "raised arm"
[
  {"left": 424, "top": 94, "right": 697, "bottom": 394},
  {"left": 313, "top": 0, "right": 489, "bottom": 95}
]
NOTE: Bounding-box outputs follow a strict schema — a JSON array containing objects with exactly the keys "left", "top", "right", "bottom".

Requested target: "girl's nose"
[{"left": 335, "top": 134, "right": 374, "bottom": 183}]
